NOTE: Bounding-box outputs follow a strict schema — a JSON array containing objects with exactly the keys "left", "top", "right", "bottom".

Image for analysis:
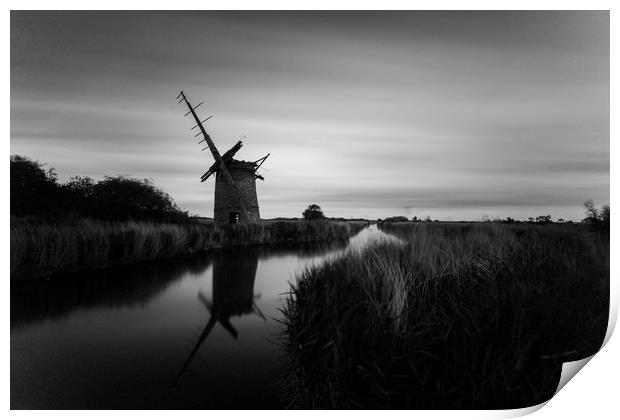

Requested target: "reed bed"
[
  {"left": 280, "top": 222, "right": 609, "bottom": 409},
  {"left": 10, "top": 218, "right": 366, "bottom": 281}
]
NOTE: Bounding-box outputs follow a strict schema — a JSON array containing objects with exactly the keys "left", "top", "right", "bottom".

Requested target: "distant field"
[
  {"left": 281, "top": 222, "right": 609, "bottom": 409},
  {"left": 10, "top": 218, "right": 367, "bottom": 281}
]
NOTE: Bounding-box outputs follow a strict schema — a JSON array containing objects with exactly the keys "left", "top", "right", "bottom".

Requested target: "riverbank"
[
  {"left": 10, "top": 218, "right": 367, "bottom": 281},
  {"left": 281, "top": 222, "right": 609, "bottom": 409}
]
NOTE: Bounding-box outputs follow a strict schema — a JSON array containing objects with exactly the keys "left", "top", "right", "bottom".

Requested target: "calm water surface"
[{"left": 11, "top": 225, "right": 398, "bottom": 409}]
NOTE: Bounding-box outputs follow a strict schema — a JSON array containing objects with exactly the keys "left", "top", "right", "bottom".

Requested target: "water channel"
[{"left": 11, "top": 225, "right": 399, "bottom": 409}]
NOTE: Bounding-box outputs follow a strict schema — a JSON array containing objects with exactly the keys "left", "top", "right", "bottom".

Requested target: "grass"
[
  {"left": 280, "top": 222, "right": 609, "bottom": 409},
  {"left": 10, "top": 217, "right": 367, "bottom": 281}
]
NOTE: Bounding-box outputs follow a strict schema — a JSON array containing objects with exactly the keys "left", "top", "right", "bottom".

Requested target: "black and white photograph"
[{"left": 9, "top": 7, "right": 611, "bottom": 411}]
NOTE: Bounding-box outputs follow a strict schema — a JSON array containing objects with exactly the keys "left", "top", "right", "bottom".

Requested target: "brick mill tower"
[{"left": 178, "top": 91, "right": 269, "bottom": 224}]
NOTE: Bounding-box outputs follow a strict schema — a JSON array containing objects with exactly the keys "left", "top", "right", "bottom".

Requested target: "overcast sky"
[{"left": 11, "top": 11, "right": 609, "bottom": 221}]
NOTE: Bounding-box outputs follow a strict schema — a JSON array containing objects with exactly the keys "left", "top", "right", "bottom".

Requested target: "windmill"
[{"left": 177, "top": 91, "right": 270, "bottom": 224}]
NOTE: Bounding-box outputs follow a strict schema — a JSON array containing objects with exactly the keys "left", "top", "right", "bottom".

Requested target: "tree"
[
  {"left": 302, "top": 204, "right": 326, "bottom": 220},
  {"left": 385, "top": 216, "right": 408, "bottom": 222},
  {"left": 90, "top": 176, "right": 187, "bottom": 222},
  {"left": 601, "top": 205, "right": 610, "bottom": 225},
  {"left": 10, "top": 155, "right": 188, "bottom": 222},
  {"left": 61, "top": 176, "right": 96, "bottom": 217},
  {"left": 583, "top": 200, "right": 609, "bottom": 231},
  {"left": 583, "top": 199, "right": 600, "bottom": 223},
  {"left": 10, "top": 155, "right": 63, "bottom": 216},
  {"left": 536, "top": 215, "right": 552, "bottom": 224},
  {"left": 64, "top": 175, "right": 95, "bottom": 196}
]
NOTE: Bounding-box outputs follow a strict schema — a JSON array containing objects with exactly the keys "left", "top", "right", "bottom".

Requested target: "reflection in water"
[
  {"left": 175, "top": 249, "right": 265, "bottom": 383},
  {"left": 10, "top": 243, "right": 343, "bottom": 331},
  {"left": 11, "top": 227, "right": 394, "bottom": 408},
  {"left": 11, "top": 253, "right": 215, "bottom": 330}
]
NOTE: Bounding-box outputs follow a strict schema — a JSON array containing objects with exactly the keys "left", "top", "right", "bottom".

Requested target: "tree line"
[
  {"left": 375, "top": 202, "right": 610, "bottom": 231},
  {"left": 10, "top": 155, "right": 188, "bottom": 222}
]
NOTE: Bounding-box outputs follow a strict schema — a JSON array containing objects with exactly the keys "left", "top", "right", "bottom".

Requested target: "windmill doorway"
[{"left": 229, "top": 212, "right": 240, "bottom": 224}]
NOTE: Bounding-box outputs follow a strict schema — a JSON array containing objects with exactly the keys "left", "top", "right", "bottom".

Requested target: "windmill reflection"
[{"left": 175, "top": 249, "right": 265, "bottom": 383}]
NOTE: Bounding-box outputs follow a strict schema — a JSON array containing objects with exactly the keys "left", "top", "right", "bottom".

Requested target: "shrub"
[
  {"left": 383, "top": 216, "right": 409, "bottom": 223},
  {"left": 89, "top": 176, "right": 188, "bottom": 222},
  {"left": 583, "top": 200, "right": 610, "bottom": 231},
  {"left": 10, "top": 155, "right": 63, "bottom": 216},
  {"left": 302, "top": 204, "right": 326, "bottom": 220},
  {"left": 10, "top": 156, "right": 188, "bottom": 222}
]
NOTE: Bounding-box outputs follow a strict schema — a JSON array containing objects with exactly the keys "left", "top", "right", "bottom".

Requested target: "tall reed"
[
  {"left": 11, "top": 218, "right": 366, "bottom": 281},
  {"left": 281, "top": 223, "right": 609, "bottom": 409}
]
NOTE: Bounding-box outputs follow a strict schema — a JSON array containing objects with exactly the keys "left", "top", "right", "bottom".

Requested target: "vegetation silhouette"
[
  {"left": 11, "top": 252, "right": 214, "bottom": 330},
  {"left": 383, "top": 216, "right": 408, "bottom": 223},
  {"left": 11, "top": 217, "right": 366, "bottom": 281},
  {"left": 583, "top": 199, "right": 610, "bottom": 231},
  {"left": 10, "top": 155, "right": 188, "bottom": 222},
  {"left": 302, "top": 204, "right": 325, "bottom": 220},
  {"left": 10, "top": 156, "right": 367, "bottom": 280},
  {"left": 281, "top": 222, "right": 609, "bottom": 409},
  {"left": 11, "top": 155, "right": 62, "bottom": 217}
]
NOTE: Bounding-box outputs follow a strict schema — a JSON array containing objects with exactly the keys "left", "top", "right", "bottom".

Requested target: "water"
[{"left": 11, "top": 225, "right": 395, "bottom": 409}]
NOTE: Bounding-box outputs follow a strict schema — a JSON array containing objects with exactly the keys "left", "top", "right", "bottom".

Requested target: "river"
[{"left": 11, "top": 225, "right": 398, "bottom": 409}]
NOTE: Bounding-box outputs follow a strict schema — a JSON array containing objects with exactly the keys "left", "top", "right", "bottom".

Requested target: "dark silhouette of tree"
[
  {"left": 583, "top": 200, "right": 609, "bottom": 231},
  {"left": 601, "top": 205, "right": 610, "bottom": 225},
  {"left": 583, "top": 199, "right": 599, "bottom": 223},
  {"left": 535, "top": 215, "right": 552, "bottom": 224},
  {"left": 64, "top": 175, "right": 95, "bottom": 196},
  {"left": 10, "top": 155, "right": 62, "bottom": 216},
  {"left": 90, "top": 176, "right": 187, "bottom": 222},
  {"left": 384, "top": 216, "right": 408, "bottom": 222},
  {"left": 302, "top": 204, "right": 326, "bottom": 220},
  {"left": 61, "top": 175, "right": 96, "bottom": 217},
  {"left": 11, "top": 155, "right": 188, "bottom": 222}
]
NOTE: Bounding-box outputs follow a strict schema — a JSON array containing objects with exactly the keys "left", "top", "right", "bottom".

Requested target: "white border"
[{"left": 4, "top": 2, "right": 617, "bottom": 419}]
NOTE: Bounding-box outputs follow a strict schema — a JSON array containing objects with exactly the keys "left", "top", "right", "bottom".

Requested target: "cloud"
[{"left": 11, "top": 11, "right": 609, "bottom": 221}]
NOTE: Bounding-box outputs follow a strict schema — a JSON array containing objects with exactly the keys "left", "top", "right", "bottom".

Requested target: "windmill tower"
[{"left": 177, "top": 91, "right": 269, "bottom": 224}]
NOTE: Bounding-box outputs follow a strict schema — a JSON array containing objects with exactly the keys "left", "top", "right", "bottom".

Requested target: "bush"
[
  {"left": 89, "top": 176, "right": 188, "bottom": 222},
  {"left": 60, "top": 176, "right": 96, "bottom": 217},
  {"left": 10, "top": 155, "right": 188, "bottom": 222},
  {"left": 302, "top": 204, "right": 326, "bottom": 220},
  {"left": 383, "top": 216, "right": 409, "bottom": 223},
  {"left": 10, "top": 155, "right": 63, "bottom": 216},
  {"left": 583, "top": 200, "right": 610, "bottom": 231},
  {"left": 536, "top": 215, "right": 552, "bottom": 224}
]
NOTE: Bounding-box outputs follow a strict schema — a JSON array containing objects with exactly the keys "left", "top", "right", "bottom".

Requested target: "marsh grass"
[
  {"left": 281, "top": 222, "right": 609, "bottom": 409},
  {"left": 10, "top": 218, "right": 366, "bottom": 281}
]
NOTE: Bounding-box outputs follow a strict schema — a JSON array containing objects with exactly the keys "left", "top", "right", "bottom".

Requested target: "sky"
[{"left": 11, "top": 11, "right": 609, "bottom": 221}]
